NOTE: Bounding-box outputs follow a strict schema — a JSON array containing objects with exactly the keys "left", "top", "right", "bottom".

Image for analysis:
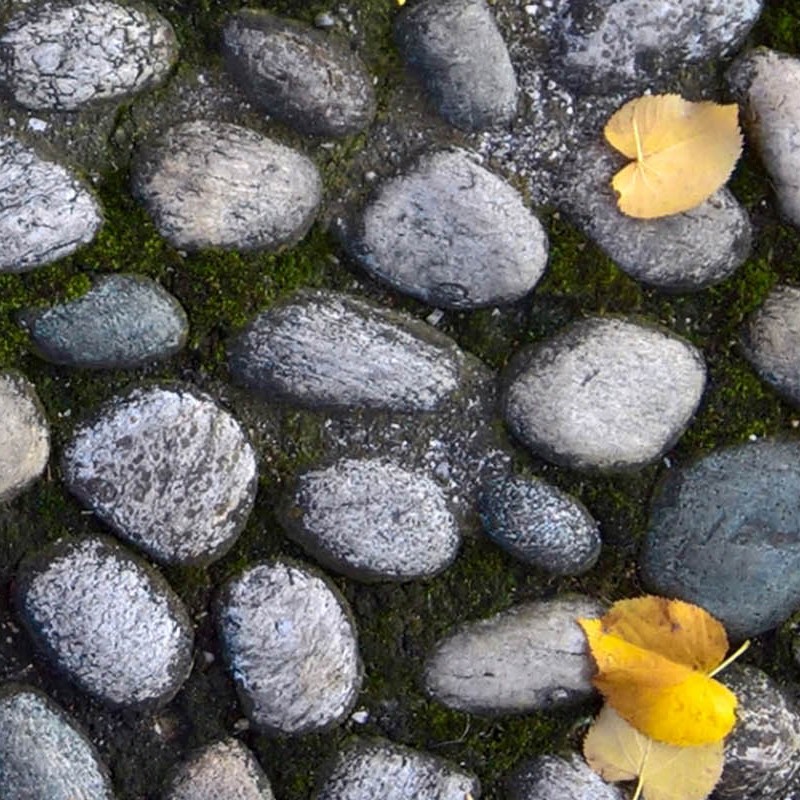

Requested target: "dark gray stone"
[
  {"left": 716, "top": 665, "right": 800, "bottom": 799},
  {"left": 132, "top": 120, "right": 321, "bottom": 252},
  {"left": 17, "top": 535, "right": 194, "bottom": 709},
  {"left": 21, "top": 274, "right": 188, "bottom": 369},
  {"left": 479, "top": 475, "right": 600, "bottom": 575},
  {"left": 641, "top": 439, "right": 800, "bottom": 639},
  {"left": 163, "top": 739, "right": 274, "bottom": 800},
  {"left": 0, "top": 135, "right": 102, "bottom": 273},
  {"left": 343, "top": 149, "right": 548, "bottom": 309},
  {"left": 0, "top": 0, "right": 178, "bottom": 111},
  {"left": 280, "top": 457, "right": 460, "bottom": 582},
  {"left": 0, "top": 685, "right": 115, "bottom": 800},
  {"left": 227, "top": 289, "right": 466, "bottom": 412},
  {"left": 502, "top": 317, "right": 706, "bottom": 471},
  {"left": 222, "top": 10, "right": 375, "bottom": 137},
  {"left": 560, "top": 142, "right": 752, "bottom": 291},
  {"left": 506, "top": 754, "right": 625, "bottom": 800},
  {"left": 314, "top": 737, "right": 480, "bottom": 800},
  {"left": 0, "top": 371, "right": 49, "bottom": 503},
  {"left": 217, "top": 560, "right": 362, "bottom": 735},
  {"left": 395, "top": 0, "right": 517, "bottom": 131},
  {"left": 62, "top": 385, "right": 258, "bottom": 566},
  {"left": 424, "top": 595, "right": 603, "bottom": 715}
]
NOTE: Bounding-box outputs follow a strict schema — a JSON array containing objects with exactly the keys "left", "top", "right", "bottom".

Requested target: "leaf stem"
[
  {"left": 709, "top": 640, "right": 751, "bottom": 678},
  {"left": 633, "top": 117, "right": 645, "bottom": 163},
  {"left": 632, "top": 737, "right": 650, "bottom": 800}
]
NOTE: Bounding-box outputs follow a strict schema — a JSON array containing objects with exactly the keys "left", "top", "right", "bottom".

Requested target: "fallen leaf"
[
  {"left": 578, "top": 596, "right": 738, "bottom": 746},
  {"left": 584, "top": 704, "right": 724, "bottom": 800},
  {"left": 604, "top": 94, "right": 742, "bottom": 219}
]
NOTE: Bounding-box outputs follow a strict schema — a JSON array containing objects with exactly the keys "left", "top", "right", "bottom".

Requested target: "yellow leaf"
[
  {"left": 604, "top": 94, "right": 742, "bottom": 219},
  {"left": 578, "top": 596, "right": 738, "bottom": 746},
  {"left": 584, "top": 705, "right": 724, "bottom": 800}
]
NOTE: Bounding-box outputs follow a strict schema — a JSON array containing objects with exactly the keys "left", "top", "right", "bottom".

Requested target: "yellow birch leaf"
[
  {"left": 584, "top": 705, "right": 724, "bottom": 800},
  {"left": 604, "top": 94, "right": 742, "bottom": 219}
]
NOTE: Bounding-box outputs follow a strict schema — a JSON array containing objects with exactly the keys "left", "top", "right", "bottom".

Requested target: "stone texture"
[
  {"left": 479, "top": 475, "right": 601, "bottom": 575},
  {"left": 0, "top": 685, "right": 115, "bottom": 800},
  {"left": 217, "top": 561, "right": 362, "bottom": 735},
  {"left": 0, "top": 371, "right": 50, "bottom": 503},
  {"left": 506, "top": 754, "right": 625, "bottom": 800},
  {"left": 62, "top": 385, "right": 257, "bottom": 566},
  {"left": 17, "top": 535, "right": 193, "bottom": 708},
  {"left": 0, "top": 0, "right": 178, "bottom": 111},
  {"left": 0, "top": 136, "right": 102, "bottom": 273},
  {"left": 222, "top": 10, "right": 375, "bottom": 137},
  {"left": 227, "top": 290, "right": 466, "bottom": 411},
  {"left": 314, "top": 738, "right": 480, "bottom": 800},
  {"left": 424, "top": 595, "right": 603, "bottom": 715},
  {"left": 342, "top": 149, "right": 548, "bottom": 309},
  {"left": 641, "top": 439, "right": 800, "bottom": 639},
  {"left": 502, "top": 317, "right": 707, "bottom": 471},
  {"left": 280, "top": 457, "right": 460, "bottom": 582},
  {"left": 163, "top": 739, "right": 274, "bottom": 800},
  {"left": 132, "top": 120, "right": 321, "bottom": 252},
  {"left": 21, "top": 274, "right": 188, "bottom": 369},
  {"left": 395, "top": 0, "right": 517, "bottom": 131}
]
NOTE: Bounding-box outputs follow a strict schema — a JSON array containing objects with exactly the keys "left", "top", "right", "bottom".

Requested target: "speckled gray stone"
[
  {"left": 641, "top": 439, "right": 800, "bottom": 639},
  {"left": 0, "top": 136, "right": 102, "bottom": 273},
  {"left": 62, "top": 385, "right": 258, "bottom": 566},
  {"left": 729, "top": 48, "right": 800, "bottom": 230},
  {"left": 314, "top": 738, "right": 480, "bottom": 800},
  {"left": 506, "top": 754, "right": 625, "bottom": 800},
  {"left": 132, "top": 120, "right": 321, "bottom": 252},
  {"left": 217, "top": 561, "right": 362, "bottom": 735},
  {"left": 21, "top": 274, "right": 188, "bottom": 369},
  {"left": 395, "top": 0, "right": 517, "bottom": 131},
  {"left": 280, "top": 457, "right": 460, "bottom": 582},
  {"left": 479, "top": 475, "right": 600, "bottom": 575},
  {"left": 424, "top": 595, "right": 603, "bottom": 715},
  {"left": 222, "top": 10, "right": 375, "bottom": 137},
  {"left": 502, "top": 317, "right": 706, "bottom": 471},
  {"left": 716, "top": 665, "right": 800, "bottom": 799},
  {"left": 227, "top": 290, "right": 466, "bottom": 411},
  {"left": 560, "top": 142, "right": 752, "bottom": 291},
  {"left": 343, "top": 149, "right": 548, "bottom": 309},
  {"left": 0, "top": 371, "right": 49, "bottom": 503},
  {"left": 17, "top": 536, "right": 193, "bottom": 708},
  {"left": 163, "top": 739, "right": 274, "bottom": 800},
  {"left": 0, "top": 0, "right": 178, "bottom": 111},
  {"left": 0, "top": 685, "right": 115, "bottom": 800}
]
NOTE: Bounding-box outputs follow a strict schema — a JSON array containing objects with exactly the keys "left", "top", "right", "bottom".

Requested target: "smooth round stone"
[
  {"left": 641, "top": 439, "right": 800, "bottom": 639},
  {"left": 0, "top": 0, "right": 178, "bottom": 111},
  {"left": 280, "top": 457, "right": 460, "bottom": 582},
  {"left": 479, "top": 475, "right": 600, "bottom": 575},
  {"left": 0, "top": 685, "right": 115, "bottom": 800},
  {"left": 227, "top": 289, "right": 466, "bottom": 411},
  {"left": 164, "top": 739, "right": 275, "bottom": 800},
  {"left": 17, "top": 535, "right": 194, "bottom": 708},
  {"left": 222, "top": 10, "right": 375, "bottom": 137},
  {"left": 506, "top": 754, "right": 625, "bottom": 800},
  {"left": 729, "top": 48, "right": 800, "bottom": 230},
  {"left": 424, "top": 595, "right": 603, "bottom": 715},
  {"left": 132, "top": 120, "right": 321, "bottom": 252},
  {"left": 0, "top": 371, "right": 49, "bottom": 503},
  {"left": 217, "top": 561, "right": 362, "bottom": 735},
  {"left": 347, "top": 149, "right": 548, "bottom": 309},
  {"left": 395, "top": 0, "right": 518, "bottom": 131},
  {"left": 0, "top": 136, "right": 102, "bottom": 273},
  {"left": 560, "top": 142, "right": 752, "bottom": 291},
  {"left": 716, "top": 665, "right": 800, "bottom": 798},
  {"left": 314, "top": 738, "right": 480, "bottom": 800},
  {"left": 21, "top": 274, "right": 188, "bottom": 369},
  {"left": 502, "top": 317, "right": 706, "bottom": 471},
  {"left": 62, "top": 385, "right": 257, "bottom": 566}
]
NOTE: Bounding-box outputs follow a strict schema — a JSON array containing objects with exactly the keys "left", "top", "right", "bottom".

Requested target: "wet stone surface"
[{"left": 506, "top": 754, "right": 625, "bottom": 800}]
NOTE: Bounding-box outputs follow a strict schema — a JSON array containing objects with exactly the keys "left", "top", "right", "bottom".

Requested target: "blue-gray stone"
[
  {"left": 506, "top": 754, "right": 625, "bottom": 800},
  {"left": 21, "top": 274, "right": 188, "bottom": 369},
  {"left": 641, "top": 439, "right": 800, "bottom": 639},
  {"left": 480, "top": 475, "right": 600, "bottom": 575}
]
